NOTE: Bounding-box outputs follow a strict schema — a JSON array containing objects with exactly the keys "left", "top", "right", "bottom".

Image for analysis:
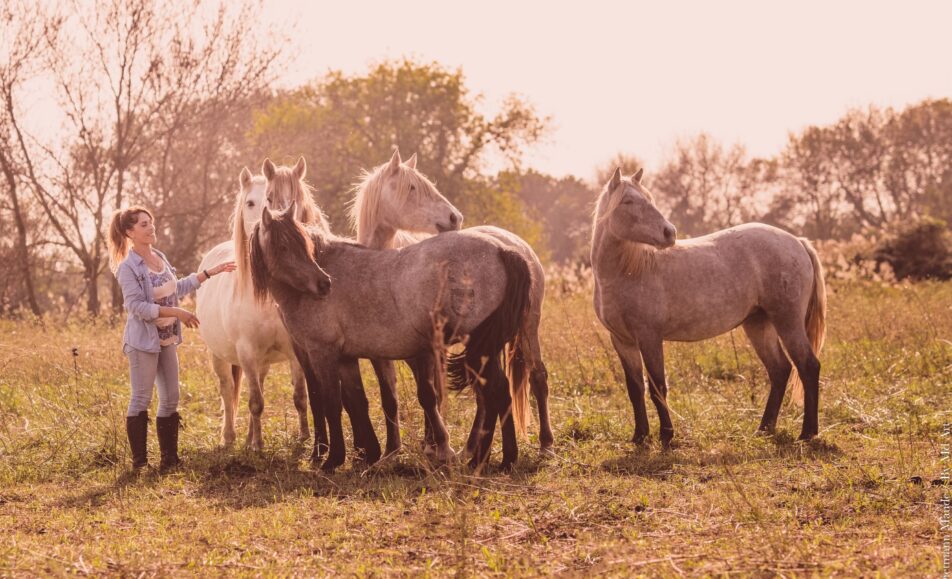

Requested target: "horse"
[
  {"left": 196, "top": 158, "right": 327, "bottom": 450},
  {"left": 249, "top": 201, "right": 534, "bottom": 472},
  {"left": 350, "top": 149, "right": 555, "bottom": 452},
  {"left": 591, "top": 167, "right": 826, "bottom": 447}
]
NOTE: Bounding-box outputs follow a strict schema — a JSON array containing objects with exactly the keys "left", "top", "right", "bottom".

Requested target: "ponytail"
[{"left": 108, "top": 206, "right": 154, "bottom": 273}]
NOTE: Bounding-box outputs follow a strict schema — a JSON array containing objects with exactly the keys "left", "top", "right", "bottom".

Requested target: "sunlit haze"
[{"left": 263, "top": 0, "right": 952, "bottom": 179}]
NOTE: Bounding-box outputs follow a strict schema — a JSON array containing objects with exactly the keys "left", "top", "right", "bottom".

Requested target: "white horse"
[
  {"left": 351, "top": 149, "right": 554, "bottom": 453},
  {"left": 196, "top": 158, "right": 326, "bottom": 450}
]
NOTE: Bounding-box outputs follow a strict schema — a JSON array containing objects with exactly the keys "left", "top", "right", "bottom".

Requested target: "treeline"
[{"left": 1, "top": 1, "right": 950, "bottom": 317}]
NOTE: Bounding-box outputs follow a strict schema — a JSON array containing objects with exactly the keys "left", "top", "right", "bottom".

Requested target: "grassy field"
[{"left": 0, "top": 279, "right": 948, "bottom": 576}]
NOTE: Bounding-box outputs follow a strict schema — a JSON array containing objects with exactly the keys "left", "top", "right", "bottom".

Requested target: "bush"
[{"left": 873, "top": 217, "right": 952, "bottom": 281}]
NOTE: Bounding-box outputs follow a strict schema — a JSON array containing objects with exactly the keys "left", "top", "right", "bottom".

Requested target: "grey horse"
[
  {"left": 250, "top": 201, "right": 534, "bottom": 472},
  {"left": 592, "top": 168, "right": 826, "bottom": 447}
]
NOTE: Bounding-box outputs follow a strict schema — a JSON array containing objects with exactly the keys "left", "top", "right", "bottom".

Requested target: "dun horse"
[
  {"left": 592, "top": 168, "right": 826, "bottom": 446},
  {"left": 350, "top": 149, "right": 554, "bottom": 452},
  {"left": 250, "top": 197, "right": 533, "bottom": 472}
]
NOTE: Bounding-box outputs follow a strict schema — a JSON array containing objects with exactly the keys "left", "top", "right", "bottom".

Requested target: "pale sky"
[{"left": 265, "top": 0, "right": 952, "bottom": 180}]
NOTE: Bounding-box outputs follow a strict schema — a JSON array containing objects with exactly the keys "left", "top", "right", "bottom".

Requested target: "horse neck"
[
  {"left": 591, "top": 222, "right": 653, "bottom": 282},
  {"left": 359, "top": 222, "right": 397, "bottom": 250}
]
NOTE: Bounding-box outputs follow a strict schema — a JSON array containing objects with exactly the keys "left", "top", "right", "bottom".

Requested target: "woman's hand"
[
  {"left": 175, "top": 308, "right": 200, "bottom": 329},
  {"left": 209, "top": 261, "right": 237, "bottom": 276}
]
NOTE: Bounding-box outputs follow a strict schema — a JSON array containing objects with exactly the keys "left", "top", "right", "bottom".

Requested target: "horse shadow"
[{"left": 599, "top": 431, "right": 843, "bottom": 478}]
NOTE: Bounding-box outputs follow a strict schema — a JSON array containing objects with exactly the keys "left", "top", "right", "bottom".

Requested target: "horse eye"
[
  {"left": 247, "top": 201, "right": 255, "bottom": 208},
  {"left": 621, "top": 197, "right": 634, "bottom": 205}
]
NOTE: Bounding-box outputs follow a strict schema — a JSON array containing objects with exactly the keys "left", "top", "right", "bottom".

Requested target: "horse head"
[
  {"left": 261, "top": 156, "right": 329, "bottom": 230},
  {"left": 350, "top": 148, "right": 462, "bottom": 246},
  {"left": 600, "top": 167, "right": 677, "bottom": 249},
  {"left": 250, "top": 200, "right": 331, "bottom": 303}
]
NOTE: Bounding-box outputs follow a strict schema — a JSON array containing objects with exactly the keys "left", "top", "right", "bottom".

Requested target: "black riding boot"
[
  {"left": 156, "top": 412, "right": 182, "bottom": 471},
  {"left": 126, "top": 411, "right": 149, "bottom": 469}
]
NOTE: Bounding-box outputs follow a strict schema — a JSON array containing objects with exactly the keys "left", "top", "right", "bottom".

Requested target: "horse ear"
[
  {"left": 388, "top": 148, "right": 402, "bottom": 176},
  {"left": 262, "top": 158, "right": 276, "bottom": 181},
  {"left": 607, "top": 167, "right": 621, "bottom": 192},
  {"left": 239, "top": 167, "right": 253, "bottom": 189},
  {"left": 284, "top": 199, "right": 298, "bottom": 219},
  {"left": 633, "top": 168, "right": 644, "bottom": 184},
  {"left": 262, "top": 206, "right": 274, "bottom": 227},
  {"left": 405, "top": 153, "right": 417, "bottom": 170},
  {"left": 292, "top": 156, "right": 307, "bottom": 180}
]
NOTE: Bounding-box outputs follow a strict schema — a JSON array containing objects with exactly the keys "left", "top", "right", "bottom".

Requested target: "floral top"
[{"left": 148, "top": 264, "right": 180, "bottom": 347}]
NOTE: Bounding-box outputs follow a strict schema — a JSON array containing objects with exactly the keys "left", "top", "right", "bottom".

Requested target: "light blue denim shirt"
[{"left": 115, "top": 248, "right": 201, "bottom": 354}]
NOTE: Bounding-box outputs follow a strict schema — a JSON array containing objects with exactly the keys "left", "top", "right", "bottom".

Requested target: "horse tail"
[
  {"left": 505, "top": 334, "right": 531, "bottom": 437},
  {"left": 790, "top": 238, "right": 827, "bottom": 405},
  {"left": 448, "top": 248, "right": 532, "bottom": 435}
]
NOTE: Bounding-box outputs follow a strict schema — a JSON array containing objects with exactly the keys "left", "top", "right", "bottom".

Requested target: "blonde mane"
[
  {"left": 592, "top": 176, "right": 658, "bottom": 277},
  {"left": 348, "top": 161, "right": 442, "bottom": 246},
  {"left": 232, "top": 175, "right": 266, "bottom": 292},
  {"left": 265, "top": 166, "right": 328, "bottom": 229}
]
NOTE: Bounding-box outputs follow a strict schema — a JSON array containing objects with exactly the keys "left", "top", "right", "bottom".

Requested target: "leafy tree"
[{"left": 250, "top": 58, "right": 549, "bottom": 231}]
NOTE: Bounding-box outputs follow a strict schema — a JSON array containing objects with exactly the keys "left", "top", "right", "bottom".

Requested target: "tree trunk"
[
  {"left": 0, "top": 149, "right": 42, "bottom": 315},
  {"left": 85, "top": 260, "right": 101, "bottom": 316}
]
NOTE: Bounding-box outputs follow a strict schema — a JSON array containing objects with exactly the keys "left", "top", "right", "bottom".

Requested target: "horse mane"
[
  {"left": 592, "top": 176, "right": 658, "bottom": 277},
  {"left": 266, "top": 166, "right": 329, "bottom": 229},
  {"left": 348, "top": 161, "right": 442, "bottom": 247},
  {"left": 233, "top": 175, "right": 267, "bottom": 292},
  {"left": 249, "top": 211, "right": 318, "bottom": 304}
]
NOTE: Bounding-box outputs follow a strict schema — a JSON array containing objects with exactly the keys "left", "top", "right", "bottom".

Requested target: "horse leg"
[
  {"left": 774, "top": 318, "right": 822, "bottom": 440},
  {"left": 527, "top": 327, "right": 554, "bottom": 451},
  {"left": 211, "top": 355, "right": 238, "bottom": 447},
  {"left": 370, "top": 358, "right": 401, "bottom": 456},
  {"left": 465, "top": 402, "right": 485, "bottom": 460},
  {"left": 490, "top": 355, "right": 518, "bottom": 470},
  {"left": 237, "top": 349, "right": 267, "bottom": 452},
  {"left": 408, "top": 351, "right": 454, "bottom": 463},
  {"left": 309, "top": 351, "right": 345, "bottom": 472},
  {"left": 639, "top": 336, "right": 674, "bottom": 448},
  {"left": 469, "top": 383, "right": 499, "bottom": 471},
  {"left": 339, "top": 358, "right": 382, "bottom": 465},
  {"left": 611, "top": 335, "right": 650, "bottom": 445},
  {"left": 288, "top": 356, "right": 311, "bottom": 442},
  {"left": 742, "top": 313, "right": 793, "bottom": 434},
  {"left": 293, "top": 345, "right": 327, "bottom": 463}
]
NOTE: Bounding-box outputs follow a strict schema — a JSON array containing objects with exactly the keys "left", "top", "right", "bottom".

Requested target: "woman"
[{"left": 108, "top": 206, "right": 235, "bottom": 471}]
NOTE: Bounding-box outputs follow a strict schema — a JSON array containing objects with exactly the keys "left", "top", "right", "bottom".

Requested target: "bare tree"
[
  {"left": 3, "top": 0, "right": 283, "bottom": 315},
  {"left": 651, "top": 134, "right": 768, "bottom": 236},
  {"left": 0, "top": 2, "right": 62, "bottom": 315}
]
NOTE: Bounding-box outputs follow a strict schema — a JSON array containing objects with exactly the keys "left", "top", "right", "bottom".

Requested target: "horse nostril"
[
  {"left": 318, "top": 279, "right": 331, "bottom": 295},
  {"left": 664, "top": 225, "right": 677, "bottom": 243},
  {"left": 449, "top": 212, "right": 459, "bottom": 226}
]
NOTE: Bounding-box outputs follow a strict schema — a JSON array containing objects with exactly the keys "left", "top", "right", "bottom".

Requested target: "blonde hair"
[{"left": 108, "top": 206, "right": 154, "bottom": 273}]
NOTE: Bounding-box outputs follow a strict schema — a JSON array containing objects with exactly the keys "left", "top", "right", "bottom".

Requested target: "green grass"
[{"left": 0, "top": 280, "right": 948, "bottom": 576}]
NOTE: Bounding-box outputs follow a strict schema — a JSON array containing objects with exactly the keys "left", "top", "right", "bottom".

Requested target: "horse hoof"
[
  {"left": 632, "top": 433, "right": 650, "bottom": 447},
  {"left": 321, "top": 456, "right": 344, "bottom": 473},
  {"left": 539, "top": 434, "right": 554, "bottom": 451},
  {"left": 797, "top": 432, "right": 818, "bottom": 442},
  {"left": 660, "top": 431, "right": 674, "bottom": 450},
  {"left": 424, "top": 442, "right": 456, "bottom": 464}
]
